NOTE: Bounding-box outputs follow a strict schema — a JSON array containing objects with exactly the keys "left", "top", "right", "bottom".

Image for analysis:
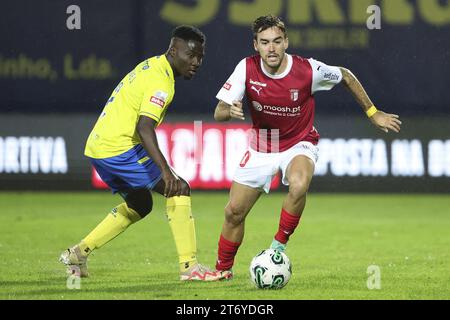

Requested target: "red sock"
[
  {"left": 216, "top": 234, "right": 241, "bottom": 271},
  {"left": 274, "top": 208, "right": 301, "bottom": 244}
]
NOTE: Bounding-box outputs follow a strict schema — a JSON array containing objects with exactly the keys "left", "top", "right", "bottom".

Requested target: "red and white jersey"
[{"left": 216, "top": 54, "right": 342, "bottom": 152}]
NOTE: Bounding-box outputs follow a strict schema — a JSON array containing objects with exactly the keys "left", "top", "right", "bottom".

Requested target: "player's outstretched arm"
[
  {"left": 214, "top": 100, "right": 245, "bottom": 121},
  {"left": 137, "top": 116, "right": 181, "bottom": 197},
  {"left": 339, "top": 67, "right": 402, "bottom": 133}
]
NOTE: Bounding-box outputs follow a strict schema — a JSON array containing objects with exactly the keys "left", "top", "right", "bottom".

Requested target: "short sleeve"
[
  {"left": 216, "top": 58, "right": 246, "bottom": 105},
  {"left": 140, "top": 81, "right": 173, "bottom": 124},
  {"left": 308, "top": 58, "right": 343, "bottom": 94}
]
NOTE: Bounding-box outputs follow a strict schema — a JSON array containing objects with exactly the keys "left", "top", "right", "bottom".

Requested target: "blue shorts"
[{"left": 90, "top": 144, "right": 162, "bottom": 194}]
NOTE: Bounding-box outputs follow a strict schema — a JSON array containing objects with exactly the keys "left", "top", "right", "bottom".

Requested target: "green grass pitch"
[{"left": 0, "top": 192, "right": 449, "bottom": 300}]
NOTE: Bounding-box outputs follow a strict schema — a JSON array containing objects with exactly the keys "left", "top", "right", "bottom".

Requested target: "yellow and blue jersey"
[{"left": 85, "top": 55, "right": 175, "bottom": 159}]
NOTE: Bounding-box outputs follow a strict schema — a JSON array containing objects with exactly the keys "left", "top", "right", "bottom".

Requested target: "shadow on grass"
[
  {"left": 0, "top": 277, "right": 64, "bottom": 287},
  {"left": 3, "top": 275, "right": 246, "bottom": 299},
  {"left": 7, "top": 284, "right": 176, "bottom": 298}
]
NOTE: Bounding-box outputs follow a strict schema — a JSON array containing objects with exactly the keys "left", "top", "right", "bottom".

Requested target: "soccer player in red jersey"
[{"left": 213, "top": 15, "right": 402, "bottom": 278}]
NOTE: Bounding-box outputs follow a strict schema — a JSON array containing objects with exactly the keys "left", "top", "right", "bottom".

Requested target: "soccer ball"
[{"left": 249, "top": 249, "right": 292, "bottom": 289}]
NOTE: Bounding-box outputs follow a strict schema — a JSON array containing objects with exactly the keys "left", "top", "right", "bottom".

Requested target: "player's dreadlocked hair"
[
  {"left": 172, "top": 25, "right": 206, "bottom": 44},
  {"left": 252, "top": 15, "right": 287, "bottom": 39}
]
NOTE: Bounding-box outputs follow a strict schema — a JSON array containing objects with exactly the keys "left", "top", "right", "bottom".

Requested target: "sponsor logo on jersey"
[
  {"left": 150, "top": 90, "right": 168, "bottom": 107},
  {"left": 150, "top": 95, "right": 165, "bottom": 108},
  {"left": 323, "top": 72, "right": 340, "bottom": 81},
  {"left": 289, "top": 89, "right": 299, "bottom": 101},
  {"left": 252, "top": 101, "right": 263, "bottom": 111},
  {"left": 249, "top": 79, "right": 267, "bottom": 87},
  {"left": 223, "top": 82, "right": 232, "bottom": 90},
  {"left": 251, "top": 86, "right": 263, "bottom": 96},
  {"left": 252, "top": 101, "right": 301, "bottom": 114}
]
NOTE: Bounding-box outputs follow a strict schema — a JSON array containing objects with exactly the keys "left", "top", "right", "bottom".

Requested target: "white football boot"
[{"left": 59, "top": 245, "right": 89, "bottom": 278}]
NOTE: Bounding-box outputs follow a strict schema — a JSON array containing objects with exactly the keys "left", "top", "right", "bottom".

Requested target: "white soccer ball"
[{"left": 249, "top": 249, "right": 292, "bottom": 289}]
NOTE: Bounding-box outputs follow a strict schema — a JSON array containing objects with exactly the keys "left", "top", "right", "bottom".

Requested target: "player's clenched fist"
[{"left": 230, "top": 100, "right": 245, "bottom": 120}]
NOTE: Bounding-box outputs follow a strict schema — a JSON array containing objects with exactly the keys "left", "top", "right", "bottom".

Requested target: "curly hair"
[{"left": 172, "top": 25, "right": 206, "bottom": 44}]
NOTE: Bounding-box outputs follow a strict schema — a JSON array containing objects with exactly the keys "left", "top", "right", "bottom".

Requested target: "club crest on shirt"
[{"left": 289, "top": 89, "right": 299, "bottom": 102}]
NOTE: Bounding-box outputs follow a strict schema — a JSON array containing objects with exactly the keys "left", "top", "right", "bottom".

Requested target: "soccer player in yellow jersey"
[{"left": 60, "top": 26, "right": 226, "bottom": 281}]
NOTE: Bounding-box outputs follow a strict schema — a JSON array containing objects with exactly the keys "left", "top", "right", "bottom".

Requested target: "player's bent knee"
[
  {"left": 128, "top": 200, "right": 153, "bottom": 218},
  {"left": 124, "top": 191, "right": 153, "bottom": 218},
  {"left": 140, "top": 203, "right": 153, "bottom": 217},
  {"left": 288, "top": 180, "right": 309, "bottom": 199},
  {"left": 180, "top": 180, "right": 191, "bottom": 196},
  {"left": 224, "top": 203, "right": 246, "bottom": 226}
]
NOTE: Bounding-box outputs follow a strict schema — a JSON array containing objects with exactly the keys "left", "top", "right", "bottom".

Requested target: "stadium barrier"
[{"left": 0, "top": 114, "right": 449, "bottom": 192}]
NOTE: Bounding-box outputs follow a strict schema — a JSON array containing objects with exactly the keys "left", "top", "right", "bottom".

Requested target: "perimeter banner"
[{"left": 0, "top": 114, "right": 448, "bottom": 192}]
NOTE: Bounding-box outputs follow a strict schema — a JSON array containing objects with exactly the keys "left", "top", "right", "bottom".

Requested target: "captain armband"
[{"left": 366, "top": 105, "right": 378, "bottom": 118}]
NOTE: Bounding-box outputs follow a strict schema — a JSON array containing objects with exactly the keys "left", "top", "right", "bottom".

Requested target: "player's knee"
[
  {"left": 179, "top": 180, "right": 191, "bottom": 196},
  {"left": 288, "top": 179, "right": 309, "bottom": 199},
  {"left": 125, "top": 191, "right": 153, "bottom": 218},
  {"left": 224, "top": 203, "right": 246, "bottom": 226},
  {"left": 128, "top": 199, "right": 153, "bottom": 218}
]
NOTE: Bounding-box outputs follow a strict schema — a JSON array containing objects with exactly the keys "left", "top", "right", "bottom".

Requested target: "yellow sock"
[
  {"left": 80, "top": 203, "right": 141, "bottom": 255},
  {"left": 166, "top": 196, "right": 197, "bottom": 272}
]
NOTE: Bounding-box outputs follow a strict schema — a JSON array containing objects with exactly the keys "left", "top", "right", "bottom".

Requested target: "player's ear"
[
  {"left": 253, "top": 39, "right": 258, "bottom": 52},
  {"left": 168, "top": 38, "right": 178, "bottom": 58},
  {"left": 284, "top": 37, "right": 289, "bottom": 50},
  {"left": 169, "top": 45, "right": 177, "bottom": 58}
]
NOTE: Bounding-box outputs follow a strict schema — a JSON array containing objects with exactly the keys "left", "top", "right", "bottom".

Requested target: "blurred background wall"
[{"left": 1, "top": 0, "right": 449, "bottom": 192}]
